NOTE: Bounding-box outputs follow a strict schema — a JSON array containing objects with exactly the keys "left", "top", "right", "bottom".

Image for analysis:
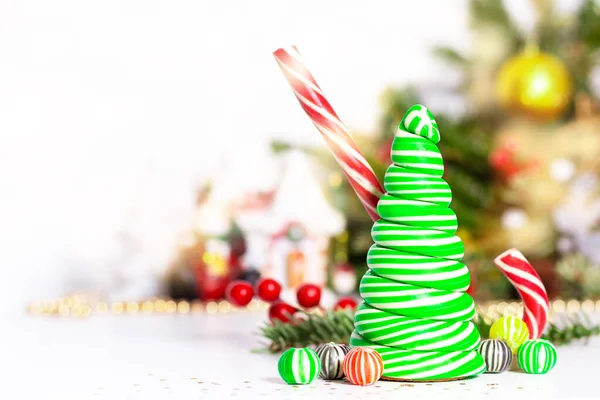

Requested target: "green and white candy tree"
[{"left": 350, "top": 105, "right": 486, "bottom": 381}]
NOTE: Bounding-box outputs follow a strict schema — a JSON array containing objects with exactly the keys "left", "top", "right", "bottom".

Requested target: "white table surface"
[{"left": 3, "top": 312, "right": 598, "bottom": 400}]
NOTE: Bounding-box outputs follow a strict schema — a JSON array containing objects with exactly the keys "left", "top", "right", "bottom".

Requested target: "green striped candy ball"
[
  {"left": 400, "top": 104, "right": 440, "bottom": 144},
  {"left": 366, "top": 245, "right": 470, "bottom": 292},
  {"left": 359, "top": 270, "right": 475, "bottom": 321},
  {"left": 354, "top": 302, "right": 480, "bottom": 352},
  {"left": 350, "top": 331, "right": 486, "bottom": 381},
  {"left": 278, "top": 347, "right": 320, "bottom": 385},
  {"left": 517, "top": 339, "right": 557, "bottom": 374},
  {"left": 383, "top": 165, "right": 452, "bottom": 207}
]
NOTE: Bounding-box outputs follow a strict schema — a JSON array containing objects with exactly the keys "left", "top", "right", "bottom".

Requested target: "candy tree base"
[{"left": 380, "top": 376, "right": 470, "bottom": 383}]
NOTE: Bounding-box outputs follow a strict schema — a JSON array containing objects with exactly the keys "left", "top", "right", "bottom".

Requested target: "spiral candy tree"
[{"left": 349, "top": 105, "right": 486, "bottom": 381}]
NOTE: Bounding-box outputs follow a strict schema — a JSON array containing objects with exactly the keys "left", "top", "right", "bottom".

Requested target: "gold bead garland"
[
  {"left": 26, "top": 296, "right": 600, "bottom": 318},
  {"left": 27, "top": 295, "right": 269, "bottom": 318}
]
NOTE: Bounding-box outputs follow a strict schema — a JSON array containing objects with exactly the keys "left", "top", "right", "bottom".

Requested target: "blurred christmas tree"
[{"left": 329, "top": 0, "right": 600, "bottom": 300}]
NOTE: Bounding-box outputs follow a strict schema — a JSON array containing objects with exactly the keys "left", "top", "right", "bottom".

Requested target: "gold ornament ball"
[{"left": 496, "top": 51, "right": 573, "bottom": 120}]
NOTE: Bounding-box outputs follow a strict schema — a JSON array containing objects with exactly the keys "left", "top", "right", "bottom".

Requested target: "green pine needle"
[
  {"left": 261, "top": 308, "right": 600, "bottom": 353},
  {"left": 260, "top": 309, "right": 355, "bottom": 352}
]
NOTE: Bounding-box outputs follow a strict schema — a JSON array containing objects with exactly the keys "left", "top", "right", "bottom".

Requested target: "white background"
[
  {"left": 0, "top": 0, "right": 472, "bottom": 311},
  {"left": 4, "top": 312, "right": 598, "bottom": 399}
]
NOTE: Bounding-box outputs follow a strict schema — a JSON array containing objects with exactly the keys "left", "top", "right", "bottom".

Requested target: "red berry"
[
  {"left": 296, "top": 283, "right": 322, "bottom": 308},
  {"left": 256, "top": 278, "right": 282, "bottom": 303},
  {"left": 268, "top": 302, "right": 298, "bottom": 324},
  {"left": 490, "top": 148, "right": 512, "bottom": 169},
  {"left": 334, "top": 297, "right": 358, "bottom": 311},
  {"left": 226, "top": 281, "right": 254, "bottom": 307}
]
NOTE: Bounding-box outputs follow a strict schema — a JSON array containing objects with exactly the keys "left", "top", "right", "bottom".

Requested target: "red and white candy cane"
[
  {"left": 273, "top": 46, "right": 384, "bottom": 221},
  {"left": 494, "top": 248, "right": 549, "bottom": 339}
]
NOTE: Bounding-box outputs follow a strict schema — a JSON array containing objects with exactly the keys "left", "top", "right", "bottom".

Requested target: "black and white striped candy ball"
[
  {"left": 479, "top": 339, "right": 513, "bottom": 373},
  {"left": 315, "top": 342, "right": 350, "bottom": 380}
]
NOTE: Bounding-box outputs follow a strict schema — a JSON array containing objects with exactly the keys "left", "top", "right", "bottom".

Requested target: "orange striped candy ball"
[{"left": 342, "top": 347, "right": 384, "bottom": 386}]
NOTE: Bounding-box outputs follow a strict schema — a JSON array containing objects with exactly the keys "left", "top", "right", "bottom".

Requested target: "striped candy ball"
[
  {"left": 517, "top": 339, "right": 557, "bottom": 374},
  {"left": 478, "top": 339, "right": 513, "bottom": 373},
  {"left": 278, "top": 347, "right": 320, "bottom": 385},
  {"left": 315, "top": 342, "right": 350, "bottom": 380},
  {"left": 489, "top": 316, "right": 529, "bottom": 353},
  {"left": 343, "top": 347, "right": 384, "bottom": 386}
]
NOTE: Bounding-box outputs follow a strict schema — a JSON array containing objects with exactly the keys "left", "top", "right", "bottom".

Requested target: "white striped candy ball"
[
  {"left": 517, "top": 339, "right": 557, "bottom": 374},
  {"left": 478, "top": 339, "right": 513, "bottom": 373},
  {"left": 315, "top": 343, "right": 350, "bottom": 380},
  {"left": 278, "top": 347, "right": 320, "bottom": 385},
  {"left": 343, "top": 347, "right": 384, "bottom": 386}
]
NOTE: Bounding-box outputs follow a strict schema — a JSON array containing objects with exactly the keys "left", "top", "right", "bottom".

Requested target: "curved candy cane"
[{"left": 494, "top": 248, "right": 549, "bottom": 339}]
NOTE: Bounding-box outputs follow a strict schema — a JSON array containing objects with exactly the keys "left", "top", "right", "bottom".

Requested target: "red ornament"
[
  {"left": 296, "top": 283, "right": 322, "bottom": 308},
  {"left": 256, "top": 278, "right": 282, "bottom": 303},
  {"left": 334, "top": 297, "right": 358, "bottom": 311},
  {"left": 226, "top": 281, "right": 254, "bottom": 307},
  {"left": 490, "top": 147, "right": 513, "bottom": 170},
  {"left": 466, "top": 273, "right": 477, "bottom": 298},
  {"left": 375, "top": 139, "right": 393, "bottom": 164},
  {"left": 343, "top": 347, "right": 384, "bottom": 386},
  {"left": 268, "top": 302, "right": 299, "bottom": 324},
  {"left": 490, "top": 144, "right": 539, "bottom": 182}
]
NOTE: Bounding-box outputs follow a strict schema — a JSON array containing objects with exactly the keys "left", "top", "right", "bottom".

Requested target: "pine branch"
[
  {"left": 577, "top": 0, "right": 600, "bottom": 50},
  {"left": 449, "top": 201, "right": 482, "bottom": 234},
  {"left": 261, "top": 308, "right": 600, "bottom": 352},
  {"left": 432, "top": 47, "right": 470, "bottom": 68},
  {"left": 469, "top": 0, "right": 520, "bottom": 34},
  {"left": 445, "top": 165, "right": 492, "bottom": 208},
  {"left": 260, "top": 309, "right": 355, "bottom": 352},
  {"left": 474, "top": 311, "right": 600, "bottom": 345}
]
